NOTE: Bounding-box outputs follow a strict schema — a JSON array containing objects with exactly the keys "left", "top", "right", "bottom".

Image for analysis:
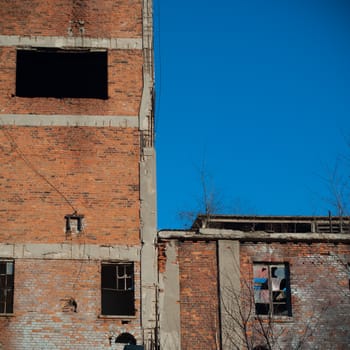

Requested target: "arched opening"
[{"left": 115, "top": 332, "right": 136, "bottom": 345}]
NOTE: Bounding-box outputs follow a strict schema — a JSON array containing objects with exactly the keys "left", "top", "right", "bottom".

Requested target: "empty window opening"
[
  {"left": 201, "top": 219, "right": 312, "bottom": 233},
  {"left": 115, "top": 333, "right": 136, "bottom": 345},
  {"left": 0, "top": 260, "right": 14, "bottom": 314},
  {"left": 65, "top": 213, "right": 84, "bottom": 234},
  {"left": 101, "top": 262, "right": 135, "bottom": 316},
  {"left": 253, "top": 263, "right": 292, "bottom": 317},
  {"left": 16, "top": 49, "right": 108, "bottom": 99}
]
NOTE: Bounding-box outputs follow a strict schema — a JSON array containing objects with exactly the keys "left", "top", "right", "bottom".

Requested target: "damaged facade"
[
  {"left": 0, "top": 1, "right": 157, "bottom": 349},
  {"left": 158, "top": 215, "right": 350, "bottom": 350},
  {"left": 1, "top": 2, "right": 350, "bottom": 350}
]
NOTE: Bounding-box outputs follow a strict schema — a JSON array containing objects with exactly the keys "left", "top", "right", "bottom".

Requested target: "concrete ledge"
[
  {"left": 0, "top": 114, "right": 139, "bottom": 127},
  {"left": 0, "top": 35, "right": 142, "bottom": 50},
  {"left": 158, "top": 229, "right": 350, "bottom": 243},
  {"left": 0, "top": 243, "right": 140, "bottom": 260}
]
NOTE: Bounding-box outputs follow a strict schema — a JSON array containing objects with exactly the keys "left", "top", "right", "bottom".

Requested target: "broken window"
[
  {"left": 16, "top": 49, "right": 108, "bottom": 99},
  {"left": 0, "top": 260, "right": 14, "bottom": 314},
  {"left": 253, "top": 263, "right": 292, "bottom": 316},
  {"left": 101, "top": 262, "right": 135, "bottom": 316}
]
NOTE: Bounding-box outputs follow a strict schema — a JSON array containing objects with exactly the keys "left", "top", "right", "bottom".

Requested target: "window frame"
[
  {"left": 0, "top": 259, "right": 15, "bottom": 315},
  {"left": 253, "top": 262, "right": 292, "bottom": 317},
  {"left": 101, "top": 262, "right": 135, "bottom": 317}
]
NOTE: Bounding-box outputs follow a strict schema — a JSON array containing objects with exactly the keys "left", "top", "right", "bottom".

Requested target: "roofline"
[
  {"left": 194, "top": 214, "right": 350, "bottom": 222},
  {"left": 158, "top": 228, "right": 350, "bottom": 243}
]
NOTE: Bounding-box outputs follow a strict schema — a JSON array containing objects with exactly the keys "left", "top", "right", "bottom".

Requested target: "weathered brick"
[
  {"left": 178, "top": 241, "right": 220, "bottom": 350},
  {"left": 0, "top": 1, "right": 148, "bottom": 349},
  {"left": 163, "top": 239, "right": 350, "bottom": 350}
]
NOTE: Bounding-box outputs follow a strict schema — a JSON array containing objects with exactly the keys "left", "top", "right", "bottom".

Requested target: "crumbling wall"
[
  {"left": 0, "top": 0, "right": 142, "bottom": 38},
  {"left": 0, "top": 127, "right": 140, "bottom": 244},
  {"left": 0, "top": 259, "right": 141, "bottom": 350},
  {"left": 0, "top": 1, "right": 152, "bottom": 349},
  {"left": 0, "top": 48, "right": 143, "bottom": 116},
  {"left": 158, "top": 240, "right": 180, "bottom": 350},
  {"left": 240, "top": 242, "right": 350, "bottom": 349}
]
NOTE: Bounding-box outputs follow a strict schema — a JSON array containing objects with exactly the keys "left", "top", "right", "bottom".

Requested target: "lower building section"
[
  {"left": 0, "top": 249, "right": 145, "bottom": 350},
  {"left": 2, "top": 217, "right": 350, "bottom": 349},
  {"left": 158, "top": 219, "right": 350, "bottom": 350}
]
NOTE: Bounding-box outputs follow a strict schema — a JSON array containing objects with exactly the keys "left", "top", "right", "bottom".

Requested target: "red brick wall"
[
  {"left": 0, "top": 259, "right": 141, "bottom": 349},
  {"left": 0, "top": 126, "right": 140, "bottom": 244},
  {"left": 0, "top": 0, "right": 142, "bottom": 38},
  {"left": 0, "top": 1, "right": 147, "bottom": 349},
  {"left": 173, "top": 240, "right": 350, "bottom": 349},
  {"left": 240, "top": 242, "right": 350, "bottom": 349},
  {"left": 178, "top": 241, "right": 220, "bottom": 350},
  {"left": 0, "top": 48, "right": 143, "bottom": 116}
]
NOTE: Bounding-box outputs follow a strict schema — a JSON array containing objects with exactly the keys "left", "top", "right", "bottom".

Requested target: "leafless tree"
[
  {"left": 178, "top": 161, "right": 256, "bottom": 228},
  {"left": 179, "top": 162, "right": 225, "bottom": 228},
  {"left": 321, "top": 160, "right": 349, "bottom": 220},
  {"left": 221, "top": 264, "right": 287, "bottom": 350},
  {"left": 319, "top": 135, "right": 350, "bottom": 225}
]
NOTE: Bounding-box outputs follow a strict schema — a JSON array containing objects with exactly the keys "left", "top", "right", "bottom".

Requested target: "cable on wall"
[{"left": 0, "top": 120, "right": 77, "bottom": 213}]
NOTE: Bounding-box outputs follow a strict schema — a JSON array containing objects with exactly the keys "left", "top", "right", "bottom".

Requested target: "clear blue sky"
[{"left": 154, "top": 0, "right": 350, "bottom": 229}]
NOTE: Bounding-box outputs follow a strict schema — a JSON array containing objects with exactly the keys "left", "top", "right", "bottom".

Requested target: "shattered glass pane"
[
  {"left": 253, "top": 263, "right": 291, "bottom": 316},
  {"left": 254, "top": 265, "right": 270, "bottom": 303}
]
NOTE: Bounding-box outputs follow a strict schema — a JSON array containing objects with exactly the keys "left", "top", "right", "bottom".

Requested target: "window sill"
[
  {"left": 0, "top": 313, "right": 15, "bottom": 317},
  {"left": 98, "top": 315, "right": 136, "bottom": 320},
  {"left": 255, "top": 315, "right": 293, "bottom": 323}
]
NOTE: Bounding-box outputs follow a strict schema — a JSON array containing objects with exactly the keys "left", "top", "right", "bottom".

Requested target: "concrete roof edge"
[{"left": 157, "top": 229, "right": 350, "bottom": 243}]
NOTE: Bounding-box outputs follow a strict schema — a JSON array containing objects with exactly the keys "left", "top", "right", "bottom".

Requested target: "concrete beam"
[
  {"left": 139, "top": 148, "right": 158, "bottom": 336},
  {"left": 139, "top": 0, "right": 157, "bottom": 345},
  {"left": 158, "top": 229, "right": 350, "bottom": 243},
  {"left": 0, "top": 243, "right": 140, "bottom": 260},
  {"left": 218, "top": 241, "right": 241, "bottom": 350},
  {"left": 0, "top": 35, "right": 142, "bottom": 50},
  {"left": 0, "top": 114, "right": 139, "bottom": 127},
  {"left": 158, "top": 240, "right": 181, "bottom": 350}
]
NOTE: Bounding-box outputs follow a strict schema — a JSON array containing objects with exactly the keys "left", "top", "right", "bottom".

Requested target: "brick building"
[
  {"left": 0, "top": 1, "right": 157, "bottom": 349},
  {"left": 158, "top": 215, "right": 350, "bottom": 350},
  {"left": 1, "top": 3, "right": 350, "bottom": 350}
]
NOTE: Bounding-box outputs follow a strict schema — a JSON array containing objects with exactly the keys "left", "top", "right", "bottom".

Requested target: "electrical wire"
[
  {"left": 0, "top": 119, "right": 86, "bottom": 303},
  {"left": 0, "top": 121, "right": 77, "bottom": 213}
]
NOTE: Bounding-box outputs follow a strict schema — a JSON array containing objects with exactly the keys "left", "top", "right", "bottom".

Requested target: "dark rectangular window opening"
[
  {"left": 253, "top": 262, "right": 292, "bottom": 317},
  {"left": 101, "top": 262, "right": 135, "bottom": 316},
  {"left": 16, "top": 49, "right": 108, "bottom": 99},
  {"left": 0, "top": 260, "right": 14, "bottom": 314}
]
